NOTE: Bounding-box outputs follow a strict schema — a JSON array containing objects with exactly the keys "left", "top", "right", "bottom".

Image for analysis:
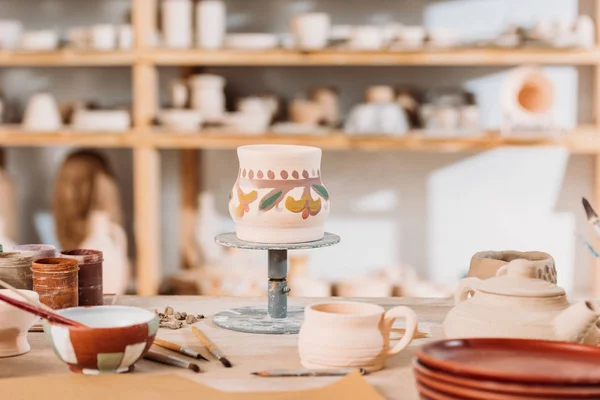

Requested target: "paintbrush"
[
  {"left": 583, "top": 197, "right": 600, "bottom": 238},
  {"left": 143, "top": 351, "right": 201, "bottom": 373},
  {"left": 251, "top": 368, "right": 366, "bottom": 377},
  {"left": 153, "top": 338, "right": 209, "bottom": 361},
  {"left": 0, "top": 292, "right": 86, "bottom": 327},
  {"left": 575, "top": 231, "right": 600, "bottom": 258},
  {"left": 191, "top": 326, "right": 232, "bottom": 368}
]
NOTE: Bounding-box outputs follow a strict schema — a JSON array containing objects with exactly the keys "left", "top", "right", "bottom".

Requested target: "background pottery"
[
  {"left": 0, "top": 289, "right": 39, "bottom": 357},
  {"left": 43, "top": 305, "right": 158, "bottom": 374},
  {"left": 298, "top": 301, "right": 418, "bottom": 372},
  {"left": 229, "top": 145, "right": 330, "bottom": 243},
  {"left": 469, "top": 250, "right": 556, "bottom": 283}
]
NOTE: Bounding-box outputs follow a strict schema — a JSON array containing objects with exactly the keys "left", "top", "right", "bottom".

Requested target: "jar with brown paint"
[
  {"left": 60, "top": 249, "right": 103, "bottom": 306},
  {"left": 0, "top": 252, "right": 34, "bottom": 289},
  {"left": 31, "top": 258, "right": 79, "bottom": 309},
  {"left": 13, "top": 244, "right": 56, "bottom": 261}
]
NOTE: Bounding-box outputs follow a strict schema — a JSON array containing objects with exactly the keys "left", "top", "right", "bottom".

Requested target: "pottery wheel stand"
[{"left": 212, "top": 232, "right": 340, "bottom": 334}]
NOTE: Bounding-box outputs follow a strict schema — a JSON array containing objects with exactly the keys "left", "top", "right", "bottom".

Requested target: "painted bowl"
[
  {"left": 43, "top": 305, "right": 158, "bottom": 374},
  {"left": 0, "top": 289, "right": 40, "bottom": 357}
]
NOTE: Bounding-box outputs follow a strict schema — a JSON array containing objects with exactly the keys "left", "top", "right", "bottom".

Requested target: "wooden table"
[{"left": 1, "top": 296, "right": 451, "bottom": 399}]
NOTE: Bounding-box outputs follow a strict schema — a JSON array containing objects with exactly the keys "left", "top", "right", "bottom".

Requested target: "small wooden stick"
[{"left": 0, "top": 293, "right": 86, "bottom": 327}]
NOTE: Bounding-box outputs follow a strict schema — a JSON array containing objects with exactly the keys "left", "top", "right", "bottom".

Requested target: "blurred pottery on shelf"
[
  {"left": 459, "top": 105, "right": 480, "bottom": 131},
  {"left": 162, "top": 0, "right": 193, "bottom": 48},
  {"left": 229, "top": 144, "right": 330, "bottom": 243},
  {"left": 71, "top": 109, "right": 130, "bottom": 132},
  {"left": 310, "top": 87, "right": 339, "bottom": 127},
  {"left": 398, "top": 26, "right": 426, "bottom": 48},
  {"left": 224, "top": 33, "right": 279, "bottom": 50},
  {"left": 20, "top": 30, "right": 59, "bottom": 51},
  {"left": 366, "top": 85, "right": 395, "bottom": 103},
  {"left": 238, "top": 96, "right": 276, "bottom": 121},
  {"left": 0, "top": 168, "right": 18, "bottom": 244},
  {"left": 334, "top": 278, "right": 393, "bottom": 297},
  {"left": 195, "top": 0, "right": 225, "bottom": 49},
  {"left": 289, "top": 99, "right": 322, "bottom": 126},
  {"left": 0, "top": 20, "right": 22, "bottom": 50},
  {"left": 158, "top": 109, "right": 203, "bottom": 132},
  {"left": 170, "top": 79, "right": 189, "bottom": 109},
  {"left": 428, "top": 27, "right": 461, "bottom": 48},
  {"left": 222, "top": 112, "right": 270, "bottom": 134},
  {"left": 117, "top": 25, "right": 133, "bottom": 50},
  {"left": 289, "top": 277, "right": 331, "bottom": 297},
  {"left": 380, "top": 23, "right": 403, "bottom": 46},
  {"left": 299, "top": 301, "right": 418, "bottom": 372},
  {"left": 291, "top": 13, "right": 331, "bottom": 50},
  {"left": 0, "top": 289, "right": 40, "bottom": 357},
  {"left": 345, "top": 103, "right": 409, "bottom": 135},
  {"left": 271, "top": 122, "right": 330, "bottom": 135},
  {"left": 469, "top": 250, "right": 556, "bottom": 283},
  {"left": 22, "top": 93, "right": 62, "bottom": 131},
  {"left": 329, "top": 25, "right": 353, "bottom": 43},
  {"left": 189, "top": 74, "right": 226, "bottom": 123},
  {"left": 349, "top": 26, "right": 383, "bottom": 50},
  {"left": 575, "top": 15, "right": 595, "bottom": 49},
  {"left": 91, "top": 24, "right": 116, "bottom": 50},
  {"left": 443, "top": 258, "right": 600, "bottom": 344}
]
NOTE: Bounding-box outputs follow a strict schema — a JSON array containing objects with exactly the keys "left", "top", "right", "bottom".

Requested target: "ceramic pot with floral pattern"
[{"left": 229, "top": 145, "right": 330, "bottom": 243}]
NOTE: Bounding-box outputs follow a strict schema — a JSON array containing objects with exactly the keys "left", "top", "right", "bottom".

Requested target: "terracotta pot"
[
  {"left": 12, "top": 244, "right": 56, "bottom": 260},
  {"left": 0, "top": 252, "right": 33, "bottom": 290},
  {"left": 469, "top": 250, "right": 556, "bottom": 283},
  {"left": 298, "top": 301, "right": 418, "bottom": 372},
  {"left": 0, "top": 289, "right": 39, "bottom": 357},
  {"left": 32, "top": 258, "right": 79, "bottom": 310},
  {"left": 61, "top": 249, "right": 103, "bottom": 306},
  {"left": 229, "top": 145, "right": 330, "bottom": 243},
  {"left": 43, "top": 306, "right": 158, "bottom": 374}
]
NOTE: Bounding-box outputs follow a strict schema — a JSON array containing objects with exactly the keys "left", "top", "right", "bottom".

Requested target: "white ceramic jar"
[
  {"left": 291, "top": 13, "right": 331, "bottom": 50},
  {"left": 229, "top": 145, "right": 330, "bottom": 243},
  {"left": 195, "top": 0, "right": 226, "bottom": 49},
  {"left": 162, "top": 0, "right": 193, "bottom": 48},
  {"left": 189, "top": 74, "right": 225, "bottom": 123}
]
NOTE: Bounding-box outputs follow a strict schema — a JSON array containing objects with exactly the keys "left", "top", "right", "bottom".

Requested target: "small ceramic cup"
[
  {"left": 298, "top": 301, "right": 418, "bottom": 372},
  {"left": 291, "top": 13, "right": 331, "bottom": 50},
  {"left": 0, "top": 289, "right": 40, "bottom": 357},
  {"left": 91, "top": 24, "right": 116, "bottom": 50}
]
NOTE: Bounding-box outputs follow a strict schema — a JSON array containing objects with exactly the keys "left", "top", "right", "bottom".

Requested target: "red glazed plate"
[
  {"left": 416, "top": 381, "right": 459, "bottom": 400},
  {"left": 414, "top": 360, "right": 600, "bottom": 398},
  {"left": 416, "top": 338, "right": 600, "bottom": 385}
]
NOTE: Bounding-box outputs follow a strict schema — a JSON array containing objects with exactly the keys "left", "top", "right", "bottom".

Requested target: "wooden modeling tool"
[
  {"left": 143, "top": 351, "right": 201, "bottom": 373},
  {"left": 191, "top": 326, "right": 232, "bottom": 368},
  {"left": 0, "top": 292, "right": 86, "bottom": 327},
  {"left": 251, "top": 368, "right": 366, "bottom": 377},
  {"left": 153, "top": 338, "right": 209, "bottom": 361}
]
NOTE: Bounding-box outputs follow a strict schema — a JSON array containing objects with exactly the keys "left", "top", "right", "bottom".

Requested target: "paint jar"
[
  {"left": 32, "top": 258, "right": 79, "bottom": 310},
  {"left": 12, "top": 244, "right": 56, "bottom": 261},
  {"left": 61, "top": 249, "right": 103, "bottom": 306},
  {"left": 0, "top": 252, "right": 33, "bottom": 289}
]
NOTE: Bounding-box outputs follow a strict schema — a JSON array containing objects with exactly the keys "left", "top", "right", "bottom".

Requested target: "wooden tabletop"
[{"left": 1, "top": 296, "right": 451, "bottom": 400}]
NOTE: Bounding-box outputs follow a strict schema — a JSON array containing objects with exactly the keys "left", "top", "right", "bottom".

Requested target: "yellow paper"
[{"left": 2, "top": 370, "right": 384, "bottom": 400}]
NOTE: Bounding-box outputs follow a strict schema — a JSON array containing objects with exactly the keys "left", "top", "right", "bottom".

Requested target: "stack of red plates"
[{"left": 414, "top": 338, "right": 600, "bottom": 399}]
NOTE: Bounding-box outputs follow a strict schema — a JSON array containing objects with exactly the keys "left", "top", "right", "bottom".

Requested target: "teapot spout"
[{"left": 554, "top": 301, "right": 600, "bottom": 344}]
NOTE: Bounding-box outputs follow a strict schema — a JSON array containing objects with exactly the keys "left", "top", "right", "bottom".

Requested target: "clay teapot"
[{"left": 443, "top": 258, "right": 600, "bottom": 345}]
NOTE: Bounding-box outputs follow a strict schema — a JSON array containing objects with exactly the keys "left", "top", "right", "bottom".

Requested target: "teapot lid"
[{"left": 478, "top": 259, "right": 564, "bottom": 297}]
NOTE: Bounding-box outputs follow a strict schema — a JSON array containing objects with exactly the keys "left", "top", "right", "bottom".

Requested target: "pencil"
[
  {"left": 251, "top": 368, "right": 366, "bottom": 377},
  {"left": 191, "top": 326, "right": 232, "bottom": 368},
  {"left": 143, "top": 351, "right": 201, "bottom": 373},
  {"left": 153, "top": 338, "right": 209, "bottom": 361}
]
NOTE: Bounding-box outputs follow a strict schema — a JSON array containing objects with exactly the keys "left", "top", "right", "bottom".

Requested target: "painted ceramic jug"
[
  {"left": 298, "top": 301, "right": 418, "bottom": 372},
  {"left": 443, "top": 258, "right": 600, "bottom": 345},
  {"left": 229, "top": 145, "right": 330, "bottom": 243}
]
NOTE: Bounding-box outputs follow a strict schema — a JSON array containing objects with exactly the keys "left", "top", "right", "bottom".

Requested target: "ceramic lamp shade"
[{"left": 229, "top": 145, "right": 330, "bottom": 243}]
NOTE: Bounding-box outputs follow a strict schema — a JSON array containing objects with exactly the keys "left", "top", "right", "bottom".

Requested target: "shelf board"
[
  {"left": 147, "top": 48, "right": 600, "bottom": 66},
  {"left": 0, "top": 50, "right": 134, "bottom": 67},
  {"left": 0, "top": 126, "right": 135, "bottom": 147}
]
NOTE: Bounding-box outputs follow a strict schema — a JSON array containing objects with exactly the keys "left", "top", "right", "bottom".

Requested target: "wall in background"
[{"left": 2, "top": 0, "right": 596, "bottom": 294}]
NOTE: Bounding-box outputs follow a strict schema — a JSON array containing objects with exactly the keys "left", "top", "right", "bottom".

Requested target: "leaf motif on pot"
[
  {"left": 259, "top": 190, "right": 283, "bottom": 211},
  {"left": 312, "top": 184, "right": 329, "bottom": 200}
]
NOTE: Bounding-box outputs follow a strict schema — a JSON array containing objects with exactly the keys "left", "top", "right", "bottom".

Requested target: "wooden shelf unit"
[{"left": 2, "top": 0, "right": 600, "bottom": 295}]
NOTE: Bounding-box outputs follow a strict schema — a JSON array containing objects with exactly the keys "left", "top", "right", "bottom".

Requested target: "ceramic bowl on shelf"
[
  {"left": 398, "top": 26, "right": 426, "bottom": 49},
  {"left": 43, "top": 305, "right": 158, "bottom": 374},
  {"left": 157, "top": 108, "right": 203, "bottom": 132},
  {"left": 71, "top": 109, "right": 131, "bottom": 132},
  {"left": 19, "top": 30, "right": 59, "bottom": 51},
  {"left": 348, "top": 26, "right": 384, "bottom": 50},
  {"left": 221, "top": 111, "right": 270, "bottom": 134},
  {"left": 224, "top": 33, "right": 279, "bottom": 50},
  {"left": 0, "top": 289, "right": 40, "bottom": 357}
]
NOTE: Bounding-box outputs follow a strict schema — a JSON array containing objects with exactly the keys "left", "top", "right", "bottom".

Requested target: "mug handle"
[
  {"left": 454, "top": 277, "right": 482, "bottom": 304},
  {"left": 384, "top": 306, "right": 418, "bottom": 357}
]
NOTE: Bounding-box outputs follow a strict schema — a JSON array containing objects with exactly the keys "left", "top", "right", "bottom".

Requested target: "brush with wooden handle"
[
  {"left": 191, "top": 326, "right": 232, "bottom": 368},
  {"left": 153, "top": 338, "right": 209, "bottom": 361},
  {"left": 143, "top": 351, "right": 201, "bottom": 373},
  {"left": 251, "top": 368, "right": 366, "bottom": 377}
]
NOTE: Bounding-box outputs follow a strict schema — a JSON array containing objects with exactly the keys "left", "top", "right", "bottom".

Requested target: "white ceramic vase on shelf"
[
  {"left": 229, "top": 145, "right": 330, "bottom": 244},
  {"left": 80, "top": 211, "right": 130, "bottom": 295},
  {"left": 22, "top": 93, "right": 62, "bottom": 131},
  {"left": 189, "top": 74, "right": 225, "bottom": 123},
  {"left": 162, "top": 0, "right": 193, "bottom": 48},
  {"left": 291, "top": 13, "right": 331, "bottom": 50},
  {"left": 195, "top": 0, "right": 226, "bottom": 49}
]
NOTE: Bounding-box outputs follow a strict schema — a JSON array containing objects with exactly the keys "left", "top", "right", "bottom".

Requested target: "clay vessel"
[
  {"left": 229, "top": 145, "right": 330, "bottom": 243},
  {"left": 32, "top": 258, "right": 79, "bottom": 310},
  {"left": 13, "top": 244, "right": 56, "bottom": 260},
  {"left": 470, "top": 250, "right": 556, "bottom": 283},
  {"left": 43, "top": 305, "right": 158, "bottom": 374},
  {"left": 61, "top": 249, "right": 103, "bottom": 306},
  {"left": 0, "top": 289, "right": 40, "bottom": 357},
  {"left": 443, "top": 259, "right": 600, "bottom": 344},
  {"left": 298, "top": 301, "right": 418, "bottom": 372},
  {"left": 0, "top": 252, "right": 33, "bottom": 289}
]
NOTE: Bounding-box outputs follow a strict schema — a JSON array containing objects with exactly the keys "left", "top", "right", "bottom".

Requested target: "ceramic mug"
[
  {"left": 298, "top": 301, "right": 418, "bottom": 372},
  {"left": 291, "top": 13, "right": 331, "bottom": 50}
]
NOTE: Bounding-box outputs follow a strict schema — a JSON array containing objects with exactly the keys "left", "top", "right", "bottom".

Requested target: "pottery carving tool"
[
  {"left": 583, "top": 197, "right": 600, "bottom": 238},
  {"left": 143, "top": 351, "right": 201, "bottom": 373},
  {"left": 153, "top": 338, "right": 209, "bottom": 361},
  {"left": 191, "top": 326, "right": 232, "bottom": 368},
  {"left": 251, "top": 368, "right": 366, "bottom": 377}
]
